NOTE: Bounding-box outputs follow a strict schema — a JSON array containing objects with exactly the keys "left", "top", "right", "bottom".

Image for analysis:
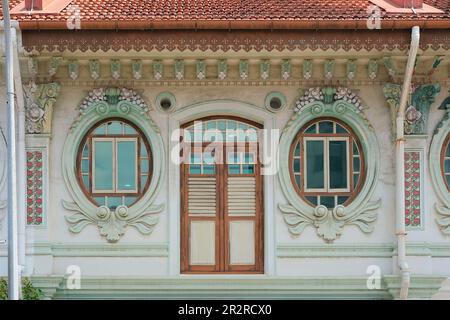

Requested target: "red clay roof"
[{"left": 2, "top": 0, "right": 450, "bottom": 29}]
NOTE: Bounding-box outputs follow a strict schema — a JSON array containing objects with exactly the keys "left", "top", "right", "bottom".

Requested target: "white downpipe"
[
  {"left": 396, "top": 25, "right": 420, "bottom": 300},
  {"left": 2, "top": 0, "right": 20, "bottom": 300},
  {"left": 11, "top": 23, "right": 26, "bottom": 277}
]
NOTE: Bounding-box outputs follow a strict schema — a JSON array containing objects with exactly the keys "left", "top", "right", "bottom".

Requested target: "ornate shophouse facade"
[{"left": 0, "top": 0, "right": 450, "bottom": 299}]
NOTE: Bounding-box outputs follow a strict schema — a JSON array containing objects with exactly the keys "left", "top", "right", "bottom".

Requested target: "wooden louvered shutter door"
[
  {"left": 224, "top": 143, "right": 263, "bottom": 272},
  {"left": 181, "top": 144, "right": 221, "bottom": 272}
]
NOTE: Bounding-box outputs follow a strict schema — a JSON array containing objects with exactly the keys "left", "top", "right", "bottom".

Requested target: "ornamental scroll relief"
[
  {"left": 62, "top": 88, "right": 165, "bottom": 242},
  {"left": 279, "top": 87, "right": 381, "bottom": 242}
]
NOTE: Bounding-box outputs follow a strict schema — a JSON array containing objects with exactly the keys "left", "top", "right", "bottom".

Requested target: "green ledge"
[
  {"left": 28, "top": 275, "right": 446, "bottom": 300},
  {"left": 277, "top": 243, "right": 450, "bottom": 258}
]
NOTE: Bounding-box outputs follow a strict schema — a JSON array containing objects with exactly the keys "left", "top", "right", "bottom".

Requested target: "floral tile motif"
[
  {"left": 26, "top": 150, "right": 44, "bottom": 225},
  {"left": 404, "top": 151, "right": 421, "bottom": 228}
]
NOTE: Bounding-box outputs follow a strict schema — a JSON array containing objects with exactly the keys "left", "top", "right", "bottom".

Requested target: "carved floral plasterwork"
[
  {"left": 279, "top": 87, "right": 380, "bottom": 242},
  {"left": 63, "top": 87, "right": 164, "bottom": 242}
]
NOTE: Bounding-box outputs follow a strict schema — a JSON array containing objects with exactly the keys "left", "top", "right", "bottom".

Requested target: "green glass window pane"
[
  {"left": 203, "top": 165, "right": 215, "bottom": 174},
  {"left": 94, "top": 197, "right": 105, "bottom": 206},
  {"left": 336, "top": 124, "right": 348, "bottom": 134},
  {"left": 108, "top": 121, "right": 122, "bottom": 134},
  {"left": 226, "top": 130, "right": 236, "bottom": 142},
  {"left": 124, "top": 197, "right": 137, "bottom": 206},
  {"left": 353, "top": 157, "right": 360, "bottom": 172},
  {"left": 193, "top": 130, "right": 203, "bottom": 142},
  {"left": 353, "top": 174, "right": 360, "bottom": 188},
  {"left": 306, "top": 140, "right": 324, "bottom": 189},
  {"left": 141, "top": 175, "right": 148, "bottom": 189},
  {"left": 247, "top": 129, "right": 258, "bottom": 142},
  {"left": 244, "top": 153, "right": 254, "bottom": 164},
  {"left": 353, "top": 141, "right": 359, "bottom": 155},
  {"left": 206, "top": 121, "right": 216, "bottom": 129},
  {"left": 189, "top": 164, "right": 201, "bottom": 174},
  {"left": 305, "top": 196, "right": 318, "bottom": 206},
  {"left": 446, "top": 175, "right": 450, "bottom": 188},
  {"left": 228, "top": 165, "right": 240, "bottom": 174},
  {"left": 108, "top": 197, "right": 122, "bottom": 209},
  {"left": 239, "top": 123, "right": 248, "bottom": 131},
  {"left": 337, "top": 196, "right": 349, "bottom": 205},
  {"left": 82, "top": 144, "right": 89, "bottom": 157},
  {"left": 141, "top": 159, "right": 149, "bottom": 173},
  {"left": 293, "top": 159, "right": 301, "bottom": 173},
  {"left": 203, "top": 152, "right": 215, "bottom": 164},
  {"left": 305, "top": 124, "right": 316, "bottom": 134},
  {"left": 319, "top": 121, "right": 334, "bottom": 133},
  {"left": 294, "top": 142, "right": 301, "bottom": 157},
  {"left": 184, "top": 129, "right": 192, "bottom": 142},
  {"left": 242, "top": 165, "right": 254, "bottom": 174},
  {"left": 82, "top": 175, "right": 90, "bottom": 190},
  {"left": 320, "top": 196, "right": 335, "bottom": 208},
  {"left": 94, "top": 141, "right": 113, "bottom": 190},
  {"left": 445, "top": 159, "right": 450, "bottom": 173},
  {"left": 329, "top": 140, "right": 348, "bottom": 189},
  {"left": 94, "top": 125, "right": 106, "bottom": 135},
  {"left": 295, "top": 175, "right": 301, "bottom": 189},
  {"left": 124, "top": 125, "right": 137, "bottom": 135},
  {"left": 446, "top": 144, "right": 450, "bottom": 157},
  {"left": 81, "top": 159, "right": 89, "bottom": 173},
  {"left": 227, "top": 121, "right": 237, "bottom": 130},
  {"left": 140, "top": 141, "right": 148, "bottom": 157},
  {"left": 117, "top": 141, "right": 137, "bottom": 191},
  {"left": 228, "top": 153, "right": 239, "bottom": 164},
  {"left": 218, "top": 120, "right": 226, "bottom": 131},
  {"left": 190, "top": 153, "right": 201, "bottom": 164}
]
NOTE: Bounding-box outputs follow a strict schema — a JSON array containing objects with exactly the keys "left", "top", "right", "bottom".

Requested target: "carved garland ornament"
[
  {"left": 279, "top": 87, "right": 381, "bottom": 242},
  {"left": 430, "top": 99, "right": 450, "bottom": 235},
  {"left": 24, "top": 82, "right": 61, "bottom": 134},
  {"left": 62, "top": 87, "right": 165, "bottom": 242}
]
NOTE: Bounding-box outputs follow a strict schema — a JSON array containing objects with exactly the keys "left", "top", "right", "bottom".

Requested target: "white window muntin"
[
  {"left": 303, "top": 136, "right": 350, "bottom": 193},
  {"left": 92, "top": 137, "right": 138, "bottom": 194}
]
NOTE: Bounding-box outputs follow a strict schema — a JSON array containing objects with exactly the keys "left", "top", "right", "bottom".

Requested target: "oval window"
[
  {"left": 77, "top": 119, "right": 152, "bottom": 209},
  {"left": 289, "top": 118, "right": 365, "bottom": 208}
]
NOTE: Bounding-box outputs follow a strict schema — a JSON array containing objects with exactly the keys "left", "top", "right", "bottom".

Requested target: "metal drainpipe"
[
  {"left": 2, "top": 0, "right": 20, "bottom": 300},
  {"left": 396, "top": 25, "right": 420, "bottom": 300},
  {"left": 11, "top": 22, "right": 27, "bottom": 279}
]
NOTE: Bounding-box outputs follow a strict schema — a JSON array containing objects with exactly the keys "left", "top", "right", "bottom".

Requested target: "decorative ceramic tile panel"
[
  {"left": 26, "top": 150, "right": 44, "bottom": 225},
  {"left": 404, "top": 151, "right": 422, "bottom": 228}
]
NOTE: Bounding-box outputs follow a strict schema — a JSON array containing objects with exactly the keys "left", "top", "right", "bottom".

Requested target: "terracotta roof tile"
[{"left": 2, "top": 0, "right": 450, "bottom": 27}]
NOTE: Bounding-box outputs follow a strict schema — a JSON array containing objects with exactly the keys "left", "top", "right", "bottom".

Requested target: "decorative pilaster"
[
  {"left": 218, "top": 59, "right": 227, "bottom": 80},
  {"left": 383, "top": 57, "right": 397, "bottom": 77},
  {"left": 131, "top": 60, "right": 142, "bottom": 80},
  {"left": 404, "top": 150, "right": 423, "bottom": 229},
  {"left": 368, "top": 59, "right": 379, "bottom": 80},
  {"left": 110, "top": 59, "right": 121, "bottom": 80},
  {"left": 303, "top": 60, "right": 313, "bottom": 80},
  {"left": 196, "top": 60, "right": 206, "bottom": 80},
  {"left": 383, "top": 83, "right": 440, "bottom": 139},
  {"left": 260, "top": 60, "right": 270, "bottom": 80},
  {"left": 26, "top": 150, "right": 45, "bottom": 225},
  {"left": 68, "top": 60, "right": 79, "bottom": 80},
  {"left": 324, "top": 60, "right": 335, "bottom": 80},
  {"left": 48, "top": 56, "right": 63, "bottom": 77},
  {"left": 239, "top": 60, "right": 249, "bottom": 80},
  {"left": 24, "top": 82, "right": 61, "bottom": 134},
  {"left": 153, "top": 60, "right": 163, "bottom": 80},
  {"left": 89, "top": 59, "right": 100, "bottom": 80},
  {"left": 175, "top": 59, "right": 184, "bottom": 80},
  {"left": 346, "top": 60, "right": 357, "bottom": 80},
  {"left": 281, "top": 59, "right": 291, "bottom": 80}
]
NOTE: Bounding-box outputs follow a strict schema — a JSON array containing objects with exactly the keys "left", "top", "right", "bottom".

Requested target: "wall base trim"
[{"left": 29, "top": 275, "right": 446, "bottom": 300}]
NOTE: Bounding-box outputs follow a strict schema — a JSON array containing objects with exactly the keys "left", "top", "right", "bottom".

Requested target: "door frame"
[{"left": 167, "top": 100, "right": 277, "bottom": 276}]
